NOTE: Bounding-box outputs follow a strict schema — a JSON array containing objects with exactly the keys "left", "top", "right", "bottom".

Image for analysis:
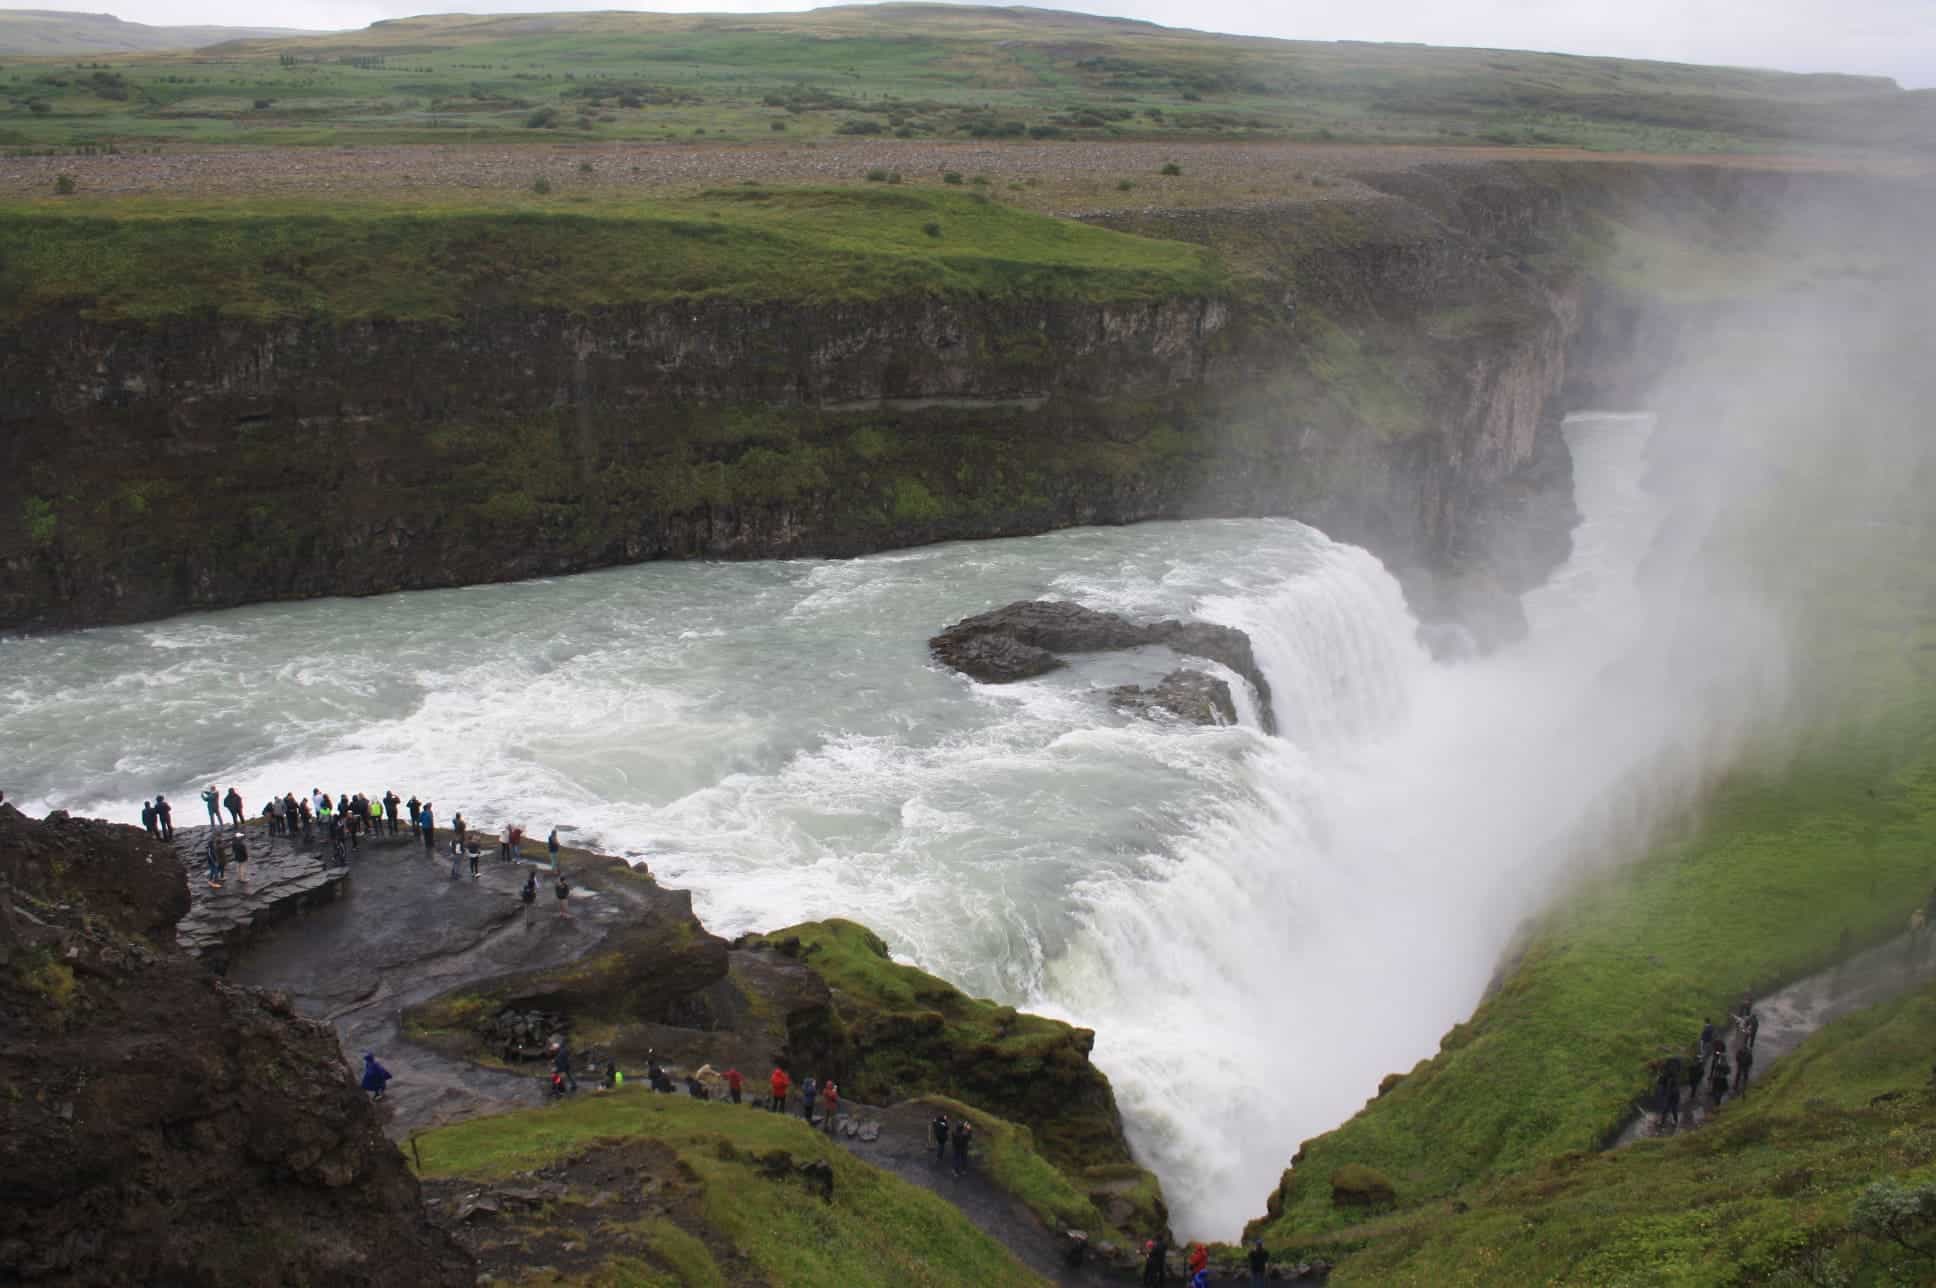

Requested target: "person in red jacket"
[
  {"left": 724, "top": 1067, "right": 744, "bottom": 1105},
  {"left": 1189, "top": 1243, "right": 1208, "bottom": 1276},
  {"left": 769, "top": 1066, "right": 791, "bottom": 1113}
]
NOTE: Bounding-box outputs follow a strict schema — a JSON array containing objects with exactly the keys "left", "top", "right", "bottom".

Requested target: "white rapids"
[{"left": 0, "top": 413, "right": 1785, "bottom": 1237}]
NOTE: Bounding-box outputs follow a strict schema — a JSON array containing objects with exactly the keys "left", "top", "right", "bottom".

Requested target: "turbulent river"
[{"left": 5, "top": 413, "right": 1772, "bottom": 1237}]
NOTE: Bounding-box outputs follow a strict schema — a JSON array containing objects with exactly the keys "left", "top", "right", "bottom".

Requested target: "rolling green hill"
[
  {"left": 0, "top": 3, "right": 1929, "bottom": 153},
  {"left": 0, "top": 9, "right": 312, "bottom": 56}
]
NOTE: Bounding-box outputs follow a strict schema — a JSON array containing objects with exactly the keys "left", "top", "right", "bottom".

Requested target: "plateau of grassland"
[{"left": 0, "top": 4, "right": 1930, "bottom": 155}]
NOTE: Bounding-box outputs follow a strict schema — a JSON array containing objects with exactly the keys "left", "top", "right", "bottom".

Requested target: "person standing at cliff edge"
[
  {"left": 548, "top": 827, "right": 561, "bottom": 867},
  {"left": 360, "top": 1052, "right": 392, "bottom": 1102},
  {"left": 202, "top": 832, "right": 224, "bottom": 889},
  {"left": 230, "top": 831, "right": 249, "bottom": 884},
  {"left": 201, "top": 784, "right": 220, "bottom": 828},
  {"left": 223, "top": 786, "right": 243, "bottom": 827},
  {"left": 154, "top": 793, "right": 173, "bottom": 840},
  {"left": 420, "top": 802, "right": 435, "bottom": 855},
  {"left": 769, "top": 1066, "right": 790, "bottom": 1113},
  {"left": 521, "top": 871, "right": 537, "bottom": 927},
  {"left": 141, "top": 799, "right": 157, "bottom": 837},
  {"left": 384, "top": 790, "right": 401, "bottom": 835}
]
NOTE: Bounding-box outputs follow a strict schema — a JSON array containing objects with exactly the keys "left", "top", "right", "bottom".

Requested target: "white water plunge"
[{"left": 0, "top": 414, "right": 1777, "bottom": 1238}]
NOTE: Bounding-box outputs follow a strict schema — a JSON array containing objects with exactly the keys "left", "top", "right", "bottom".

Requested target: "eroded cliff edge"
[{"left": 0, "top": 162, "right": 1909, "bottom": 632}]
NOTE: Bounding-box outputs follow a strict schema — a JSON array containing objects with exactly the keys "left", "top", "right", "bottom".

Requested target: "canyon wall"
[{"left": 0, "top": 161, "right": 1895, "bottom": 632}]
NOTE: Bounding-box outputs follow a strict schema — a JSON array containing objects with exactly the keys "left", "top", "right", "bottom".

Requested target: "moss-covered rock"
[
  {"left": 1329, "top": 1163, "right": 1396, "bottom": 1209},
  {"left": 751, "top": 921, "right": 1125, "bottom": 1163}
]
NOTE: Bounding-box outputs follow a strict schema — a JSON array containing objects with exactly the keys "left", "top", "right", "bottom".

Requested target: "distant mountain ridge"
[{"left": 0, "top": 8, "right": 317, "bottom": 55}]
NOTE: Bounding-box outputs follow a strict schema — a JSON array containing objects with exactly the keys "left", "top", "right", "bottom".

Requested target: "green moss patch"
[
  {"left": 412, "top": 1089, "right": 1038, "bottom": 1286},
  {"left": 0, "top": 187, "right": 1223, "bottom": 324},
  {"left": 753, "top": 920, "right": 1135, "bottom": 1168}
]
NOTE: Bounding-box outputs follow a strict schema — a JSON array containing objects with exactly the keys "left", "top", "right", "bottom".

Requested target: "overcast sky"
[{"left": 32, "top": 0, "right": 1936, "bottom": 88}]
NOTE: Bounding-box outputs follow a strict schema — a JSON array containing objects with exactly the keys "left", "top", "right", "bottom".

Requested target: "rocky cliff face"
[
  {"left": 0, "top": 806, "right": 472, "bottom": 1286},
  {"left": 0, "top": 161, "right": 1901, "bottom": 633}
]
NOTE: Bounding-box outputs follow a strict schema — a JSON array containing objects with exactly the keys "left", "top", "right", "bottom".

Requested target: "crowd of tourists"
[
  {"left": 138, "top": 781, "right": 571, "bottom": 902},
  {"left": 1650, "top": 992, "right": 1761, "bottom": 1130}
]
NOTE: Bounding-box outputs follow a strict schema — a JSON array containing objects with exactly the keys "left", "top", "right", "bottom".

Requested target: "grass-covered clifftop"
[
  {"left": 2, "top": 4, "right": 1929, "bottom": 153},
  {"left": 0, "top": 186, "right": 1224, "bottom": 323}
]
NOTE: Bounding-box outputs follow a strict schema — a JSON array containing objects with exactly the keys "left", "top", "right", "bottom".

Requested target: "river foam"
[{"left": 0, "top": 413, "right": 1790, "bottom": 1238}]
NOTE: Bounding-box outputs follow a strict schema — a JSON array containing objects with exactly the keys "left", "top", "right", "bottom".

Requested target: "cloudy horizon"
[{"left": 12, "top": 0, "right": 1934, "bottom": 89}]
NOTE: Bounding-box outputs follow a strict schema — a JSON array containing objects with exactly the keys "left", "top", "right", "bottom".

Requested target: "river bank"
[{"left": 173, "top": 809, "right": 1169, "bottom": 1275}]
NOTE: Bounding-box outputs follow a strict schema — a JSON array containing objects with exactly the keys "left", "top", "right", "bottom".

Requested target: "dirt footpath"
[{"left": 0, "top": 138, "right": 1887, "bottom": 209}]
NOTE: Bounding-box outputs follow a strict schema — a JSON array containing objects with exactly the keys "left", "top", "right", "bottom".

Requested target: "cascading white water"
[{"left": 0, "top": 412, "right": 1788, "bottom": 1240}]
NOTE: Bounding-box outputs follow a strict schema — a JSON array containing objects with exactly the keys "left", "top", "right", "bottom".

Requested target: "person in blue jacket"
[{"left": 360, "top": 1053, "right": 393, "bottom": 1102}]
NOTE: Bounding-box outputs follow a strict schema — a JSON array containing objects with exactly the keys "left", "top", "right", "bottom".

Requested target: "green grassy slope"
[
  {"left": 1307, "top": 978, "right": 1936, "bottom": 1285},
  {"left": 0, "top": 11, "right": 308, "bottom": 57},
  {"left": 412, "top": 1088, "right": 1043, "bottom": 1287},
  {"left": 0, "top": 186, "right": 1224, "bottom": 322},
  {"left": 0, "top": 4, "right": 1927, "bottom": 153},
  {"left": 1253, "top": 704, "right": 1936, "bottom": 1243}
]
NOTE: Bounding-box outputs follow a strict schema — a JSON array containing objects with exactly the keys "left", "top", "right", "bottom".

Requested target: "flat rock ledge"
[
  {"left": 929, "top": 599, "right": 1275, "bottom": 734},
  {"left": 173, "top": 825, "right": 350, "bottom": 965}
]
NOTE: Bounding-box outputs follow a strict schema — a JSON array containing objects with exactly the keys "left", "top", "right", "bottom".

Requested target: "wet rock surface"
[
  {"left": 0, "top": 805, "right": 472, "bottom": 1287},
  {"left": 931, "top": 599, "right": 1276, "bottom": 732},
  {"left": 1109, "top": 668, "right": 1238, "bottom": 726},
  {"left": 223, "top": 829, "right": 667, "bottom": 1136},
  {"left": 169, "top": 824, "right": 350, "bottom": 963}
]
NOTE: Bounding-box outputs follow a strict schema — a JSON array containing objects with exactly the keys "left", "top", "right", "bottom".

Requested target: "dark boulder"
[
  {"left": 1110, "top": 669, "right": 1238, "bottom": 726},
  {"left": 930, "top": 599, "right": 1275, "bottom": 733},
  {"left": 934, "top": 630, "right": 1066, "bottom": 683}
]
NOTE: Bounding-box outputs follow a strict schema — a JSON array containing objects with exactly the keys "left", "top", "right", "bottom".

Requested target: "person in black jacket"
[
  {"left": 155, "top": 794, "right": 173, "bottom": 840},
  {"left": 1708, "top": 1046, "right": 1731, "bottom": 1107},
  {"left": 1142, "top": 1233, "right": 1169, "bottom": 1288}
]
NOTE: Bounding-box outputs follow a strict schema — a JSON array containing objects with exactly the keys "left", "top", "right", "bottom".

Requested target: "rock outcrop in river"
[{"left": 931, "top": 598, "right": 1273, "bottom": 731}]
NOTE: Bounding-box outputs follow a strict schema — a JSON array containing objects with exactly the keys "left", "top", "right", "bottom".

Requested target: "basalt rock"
[
  {"left": 0, "top": 805, "right": 473, "bottom": 1287},
  {"left": 1110, "top": 669, "right": 1238, "bottom": 726},
  {"left": 931, "top": 599, "right": 1275, "bottom": 732}
]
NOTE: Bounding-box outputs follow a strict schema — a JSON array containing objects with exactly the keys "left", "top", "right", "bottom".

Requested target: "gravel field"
[{"left": 0, "top": 138, "right": 1887, "bottom": 210}]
